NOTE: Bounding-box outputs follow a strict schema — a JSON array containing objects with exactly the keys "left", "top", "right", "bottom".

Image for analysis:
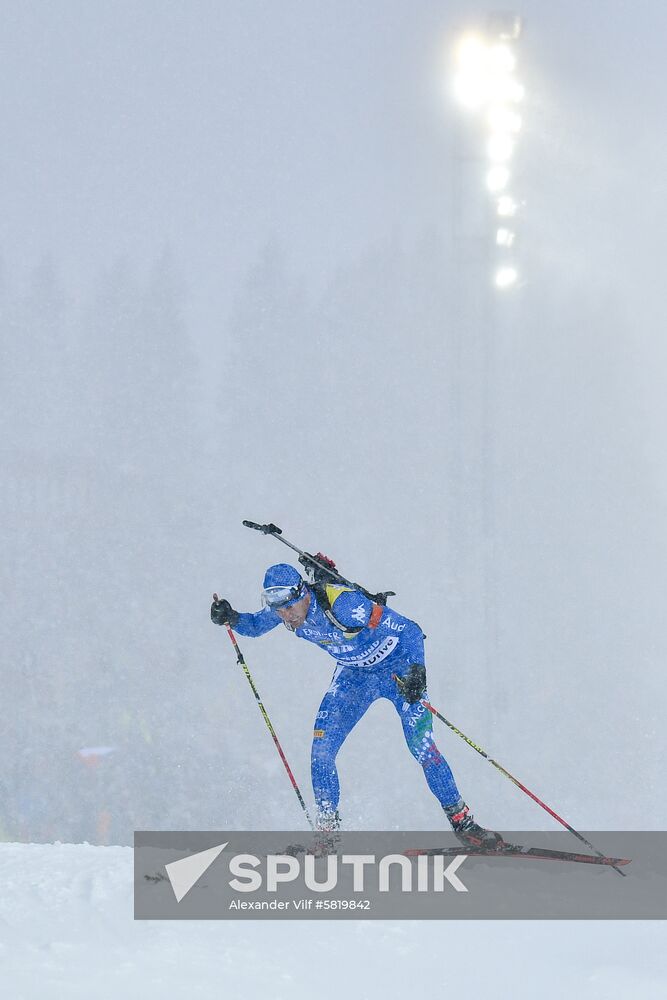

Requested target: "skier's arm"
[
  {"left": 211, "top": 594, "right": 281, "bottom": 637},
  {"left": 399, "top": 621, "right": 425, "bottom": 666},
  {"left": 233, "top": 607, "right": 282, "bottom": 637}
]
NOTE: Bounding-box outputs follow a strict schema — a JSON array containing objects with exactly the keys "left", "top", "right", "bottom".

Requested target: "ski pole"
[
  {"left": 224, "top": 622, "right": 315, "bottom": 831},
  {"left": 242, "top": 519, "right": 396, "bottom": 605},
  {"left": 393, "top": 674, "right": 626, "bottom": 877}
]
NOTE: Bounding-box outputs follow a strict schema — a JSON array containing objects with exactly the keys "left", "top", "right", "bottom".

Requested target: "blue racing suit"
[{"left": 233, "top": 584, "right": 461, "bottom": 814}]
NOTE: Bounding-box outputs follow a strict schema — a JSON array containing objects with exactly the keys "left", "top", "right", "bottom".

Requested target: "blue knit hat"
[
  {"left": 262, "top": 563, "right": 303, "bottom": 589},
  {"left": 261, "top": 563, "right": 306, "bottom": 609}
]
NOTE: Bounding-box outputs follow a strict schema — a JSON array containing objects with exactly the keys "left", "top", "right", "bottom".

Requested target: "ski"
[
  {"left": 403, "top": 843, "right": 631, "bottom": 867},
  {"left": 142, "top": 844, "right": 631, "bottom": 890}
]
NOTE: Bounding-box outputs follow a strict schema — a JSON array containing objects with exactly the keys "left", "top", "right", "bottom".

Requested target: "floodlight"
[
  {"left": 489, "top": 43, "right": 516, "bottom": 74},
  {"left": 453, "top": 73, "right": 489, "bottom": 110},
  {"left": 487, "top": 133, "right": 514, "bottom": 163},
  {"left": 494, "top": 266, "right": 518, "bottom": 288},
  {"left": 456, "top": 34, "right": 489, "bottom": 72},
  {"left": 453, "top": 35, "right": 493, "bottom": 110},
  {"left": 486, "top": 165, "right": 510, "bottom": 192},
  {"left": 500, "top": 79, "right": 525, "bottom": 103},
  {"left": 496, "top": 228, "right": 515, "bottom": 247},
  {"left": 451, "top": 17, "right": 525, "bottom": 291},
  {"left": 496, "top": 195, "right": 518, "bottom": 216},
  {"left": 488, "top": 106, "right": 522, "bottom": 134}
]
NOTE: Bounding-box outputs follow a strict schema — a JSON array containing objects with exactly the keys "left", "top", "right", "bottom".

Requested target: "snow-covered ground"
[{"left": 1, "top": 842, "right": 665, "bottom": 999}]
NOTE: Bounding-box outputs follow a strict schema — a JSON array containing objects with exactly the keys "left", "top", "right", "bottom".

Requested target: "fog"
[{"left": 1, "top": 0, "right": 665, "bottom": 990}]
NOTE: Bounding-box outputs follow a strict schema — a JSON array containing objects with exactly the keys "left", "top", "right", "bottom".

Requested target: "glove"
[
  {"left": 400, "top": 663, "right": 427, "bottom": 704},
  {"left": 210, "top": 594, "right": 239, "bottom": 627}
]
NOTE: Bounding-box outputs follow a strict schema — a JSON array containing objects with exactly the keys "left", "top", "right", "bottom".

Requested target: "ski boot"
[
  {"left": 443, "top": 798, "right": 505, "bottom": 850},
  {"left": 312, "top": 808, "right": 341, "bottom": 857}
]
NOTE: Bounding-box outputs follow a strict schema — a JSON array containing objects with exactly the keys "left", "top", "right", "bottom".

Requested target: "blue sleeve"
[
  {"left": 233, "top": 607, "right": 282, "bottom": 638},
  {"left": 400, "top": 621, "right": 425, "bottom": 666}
]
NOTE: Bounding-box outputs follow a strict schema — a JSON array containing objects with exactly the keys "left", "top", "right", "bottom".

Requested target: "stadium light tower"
[
  {"left": 445, "top": 13, "right": 524, "bottom": 722},
  {"left": 452, "top": 12, "right": 524, "bottom": 290}
]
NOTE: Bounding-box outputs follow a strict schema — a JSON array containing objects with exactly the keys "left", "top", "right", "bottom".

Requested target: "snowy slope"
[{"left": 1, "top": 842, "right": 665, "bottom": 1000}]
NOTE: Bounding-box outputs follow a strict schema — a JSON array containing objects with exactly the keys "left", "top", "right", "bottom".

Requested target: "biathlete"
[{"left": 211, "top": 561, "right": 501, "bottom": 847}]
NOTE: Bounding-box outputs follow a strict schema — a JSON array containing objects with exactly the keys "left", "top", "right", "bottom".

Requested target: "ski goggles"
[{"left": 261, "top": 582, "right": 306, "bottom": 610}]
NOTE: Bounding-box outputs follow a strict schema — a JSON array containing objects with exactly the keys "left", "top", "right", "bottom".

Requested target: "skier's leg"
[
  {"left": 384, "top": 669, "right": 504, "bottom": 846},
  {"left": 383, "top": 670, "right": 461, "bottom": 808},
  {"left": 311, "top": 666, "right": 378, "bottom": 823}
]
